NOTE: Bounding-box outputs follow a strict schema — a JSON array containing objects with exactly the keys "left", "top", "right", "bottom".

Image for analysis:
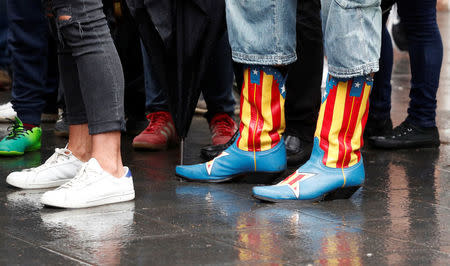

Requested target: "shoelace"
[
  {"left": 5, "top": 119, "right": 26, "bottom": 140},
  {"left": 391, "top": 122, "right": 413, "bottom": 137},
  {"left": 57, "top": 163, "right": 97, "bottom": 190},
  {"left": 22, "top": 148, "right": 73, "bottom": 172},
  {"left": 211, "top": 116, "right": 235, "bottom": 136},
  {"left": 145, "top": 112, "right": 171, "bottom": 133}
]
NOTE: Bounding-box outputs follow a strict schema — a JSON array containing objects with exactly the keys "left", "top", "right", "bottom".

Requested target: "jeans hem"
[
  {"left": 406, "top": 116, "right": 436, "bottom": 128},
  {"left": 16, "top": 111, "right": 41, "bottom": 126},
  {"left": 232, "top": 51, "right": 297, "bottom": 66},
  {"left": 328, "top": 61, "right": 379, "bottom": 78},
  {"left": 88, "top": 120, "right": 126, "bottom": 135}
]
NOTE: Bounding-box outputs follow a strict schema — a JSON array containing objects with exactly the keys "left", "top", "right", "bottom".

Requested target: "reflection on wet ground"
[{"left": 0, "top": 13, "right": 449, "bottom": 266}]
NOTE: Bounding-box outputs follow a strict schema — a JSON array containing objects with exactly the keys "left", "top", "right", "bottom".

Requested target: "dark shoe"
[
  {"left": 284, "top": 135, "right": 312, "bottom": 166},
  {"left": 364, "top": 117, "right": 393, "bottom": 139},
  {"left": 200, "top": 129, "right": 238, "bottom": 160},
  {"left": 54, "top": 113, "right": 69, "bottom": 137},
  {"left": 369, "top": 121, "right": 440, "bottom": 149}
]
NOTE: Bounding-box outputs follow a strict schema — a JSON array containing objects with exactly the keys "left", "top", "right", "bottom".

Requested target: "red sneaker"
[
  {"left": 209, "top": 113, "right": 237, "bottom": 145},
  {"left": 132, "top": 111, "right": 178, "bottom": 150}
]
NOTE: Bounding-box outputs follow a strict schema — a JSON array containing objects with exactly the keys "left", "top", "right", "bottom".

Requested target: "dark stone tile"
[
  {"left": 0, "top": 233, "right": 83, "bottom": 265},
  {"left": 45, "top": 233, "right": 284, "bottom": 265}
]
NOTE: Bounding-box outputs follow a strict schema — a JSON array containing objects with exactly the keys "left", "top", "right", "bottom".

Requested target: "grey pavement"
[{"left": 0, "top": 12, "right": 449, "bottom": 266}]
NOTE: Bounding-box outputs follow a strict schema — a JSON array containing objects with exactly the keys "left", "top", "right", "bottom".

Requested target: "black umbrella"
[{"left": 126, "top": 0, "right": 228, "bottom": 164}]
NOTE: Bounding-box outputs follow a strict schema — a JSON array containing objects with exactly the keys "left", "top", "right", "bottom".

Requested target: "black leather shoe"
[
  {"left": 364, "top": 117, "right": 393, "bottom": 139},
  {"left": 284, "top": 135, "right": 312, "bottom": 166},
  {"left": 200, "top": 129, "right": 238, "bottom": 160},
  {"left": 369, "top": 121, "right": 440, "bottom": 149}
]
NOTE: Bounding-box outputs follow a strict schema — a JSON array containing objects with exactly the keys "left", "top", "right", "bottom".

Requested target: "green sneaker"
[{"left": 0, "top": 117, "right": 42, "bottom": 156}]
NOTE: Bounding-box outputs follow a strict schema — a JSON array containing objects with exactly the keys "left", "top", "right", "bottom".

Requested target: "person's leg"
[
  {"left": 132, "top": 42, "right": 177, "bottom": 150},
  {"left": 284, "top": 0, "right": 323, "bottom": 165},
  {"left": 141, "top": 41, "right": 169, "bottom": 113},
  {"left": 201, "top": 32, "right": 237, "bottom": 145},
  {"left": 399, "top": 0, "right": 442, "bottom": 128},
  {"left": 42, "top": 37, "right": 59, "bottom": 120},
  {"left": 52, "top": 1, "right": 126, "bottom": 176},
  {"left": 0, "top": 0, "right": 60, "bottom": 155},
  {"left": 202, "top": 33, "right": 235, "bottom": 122},
  {"left": 365, "top": 13, "right": 394, "bottom": 137},
  {"left": 369, "top": 0, "right": 442, "bottom": 149},
  {"left": 5, "top": 47, "right": 87, "bottom": 189},
  {"left": 253, "top": 0, "right": 382, "bottom": 201},
  {"left": 7, "top": 0, "right": 54, "bottom": 126},
  {"left": 57, "top": 50, "right": 91, "bottom": 161},
  {"left": 40, "top": 0, "right": 134, "bottom": 208},
  {"left": 176, "top": 0, "right": 297, "bottom": 183}
]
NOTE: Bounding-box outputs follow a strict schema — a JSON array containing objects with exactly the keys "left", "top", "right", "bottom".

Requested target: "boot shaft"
[
  {"left": 315, "top": 75, "right": 373, "bottom": 168},
  {"left": 237, "top": 66, "right": 287, "bottom": 152}
]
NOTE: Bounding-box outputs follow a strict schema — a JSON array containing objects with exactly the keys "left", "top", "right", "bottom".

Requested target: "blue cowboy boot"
[
  {"left": 253, "top": 75, "right": 373, "bottom": 201},
  {"left": 176, "top": 66, "right": 287, "bottom": 183}
]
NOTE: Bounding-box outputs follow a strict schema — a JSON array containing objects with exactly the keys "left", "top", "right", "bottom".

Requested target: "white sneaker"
[
  {"left": 6, "top": 147, "right": 83, "bottom": 189},
  {"left": 0, "top": 102, "right": 17, "bottom": 122},
  {"left": 41, "top": 158, "right": 135, "bottom": 208}
]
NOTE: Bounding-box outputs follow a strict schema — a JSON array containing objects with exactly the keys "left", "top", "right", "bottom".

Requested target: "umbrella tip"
[{"left": 180, "top": 138, "right": 184, "bottom": 165}]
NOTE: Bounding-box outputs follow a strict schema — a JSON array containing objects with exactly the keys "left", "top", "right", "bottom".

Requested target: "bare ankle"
[{"left": 98, "top": 162, "right": 124, "bottom": 178}]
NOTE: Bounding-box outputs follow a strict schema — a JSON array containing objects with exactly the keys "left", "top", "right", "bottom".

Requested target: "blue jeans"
[
  {"left": 225, "top": 0, "right": 381, "bottom": 78},
  {"left": 370, "top": 0, "right": 443, "bottom": 128},
  {"left": 141, "top": 33, "right": 236, "bottom": 122},
  {"left": 8, "top": 0, "right": 58, "bottom": 125},
  {"left": 0, "top": 0, "right": 9, "bottom": 68}
]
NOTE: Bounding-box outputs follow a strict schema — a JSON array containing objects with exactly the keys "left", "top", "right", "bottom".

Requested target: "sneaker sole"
[
  {"left": 133, "top": 139, "right": 179, "bottom": 150},
  {"left": 0, "top": 143, "right": 41, "bottom": 156},
  {"left": 369, "top": 139, "right": 440, "bottom": 149},
  {"left": 42, "top": 191, "right": 135, "bottom": 209},
  {"left": 0, "top": 151, "right": 24, "bottom": 156},
  {"left": 6, "top": 179, "right": 71, "bottom": 189}
]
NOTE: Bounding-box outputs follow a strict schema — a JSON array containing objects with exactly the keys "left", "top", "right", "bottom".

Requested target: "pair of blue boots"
[
  {"left": 176, "top": 70, "right": 371, "bottom": 202},
  {"left": 176, "top": 136, "right": 364, "bottom": 202}
]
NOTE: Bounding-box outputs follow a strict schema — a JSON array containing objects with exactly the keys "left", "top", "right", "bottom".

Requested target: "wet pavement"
[{"left": 0, "top": 13, "right": 449, "bottom": 266}]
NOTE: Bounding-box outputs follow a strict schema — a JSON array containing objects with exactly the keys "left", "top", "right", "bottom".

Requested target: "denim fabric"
[
  {"left": 321, "top": 0, "right": 381, "bottom": 77},
  {"left": 225, "top": 0, "right": 381, "bottom": 78},
  {"left": 8, "top": 0, "right": 58, "bottom": 125},
  {"left": 225, "top": 0, "right": 297, "bottom": 65},
  {"left": 46, "top": 0, "right": 125, "bottom": 134},
  {"left": 370, "top": 0, "right": 443, "bottom": 128},
  {"left": 0, "top": 0, "right": 9, "bottom": 67},
  {"left": 142, "top": 33, "right": 235, "bottom": 122},
  {"left": 141, "top": 41, "right": 167, "bottom": 113},
  {"left": 400, "top": 0, "right": 442, "bottom": 128}
]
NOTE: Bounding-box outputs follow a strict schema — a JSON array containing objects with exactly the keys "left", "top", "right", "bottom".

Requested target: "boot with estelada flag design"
[
  {"left": 253, "top": 75, "right": 372, "bottom": 201},
  {"left": 176, "top": 65, "right": 287, "bottom": 183}
]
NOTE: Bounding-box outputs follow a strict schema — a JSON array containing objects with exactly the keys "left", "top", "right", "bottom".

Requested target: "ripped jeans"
[{"left": 45, "top": 0, "right": 126, "bottom": 134}]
